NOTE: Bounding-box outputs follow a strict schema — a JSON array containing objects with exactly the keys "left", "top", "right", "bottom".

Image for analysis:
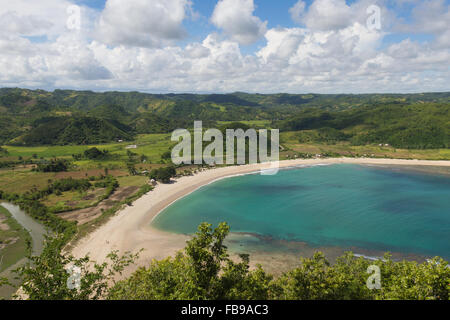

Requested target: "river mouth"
[{"left": 152, "top": 164, "right": 450, "bottom": 262}]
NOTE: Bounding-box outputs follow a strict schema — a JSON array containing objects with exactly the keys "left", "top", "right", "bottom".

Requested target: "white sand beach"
[{"left": 70, "top": 158, "right": 450, "bottom": 276}]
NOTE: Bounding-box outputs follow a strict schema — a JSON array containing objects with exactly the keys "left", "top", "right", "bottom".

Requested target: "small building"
[{"left": 126, "top": 145, "right": 137, "bottom": 149}]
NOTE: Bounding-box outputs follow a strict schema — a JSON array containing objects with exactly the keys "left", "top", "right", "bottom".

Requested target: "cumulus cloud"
[
  {"left": 0, "top": 34, "right": 113, "bottom": 87},
  {"left": 97, "top": 0, "right": 191, "bottom": 48},
  {"left": 0, "top": 11, "right": 53, "bottom": 36},
  {"left": 394, "top": 0, "right": 450, "bottom": 49},
  {"left": 211, "top": 0, "right": 267, "bottom": 45},
  {"left": 406, "top": 0, "right": 449, "bottom": 34},
  {"left": 289, "top": 1, "right": 307, "bottom": 25},
  {"left": 0, "top": 0, "right": 448, "bottom": 93},
  {"left": 289, "top": 0, "right": 395, "bottom": 33},
  {"left": 0, "top": 0, "right": 76, "bottom": 37},
  {"left": 290, "top": 0, "right": 353, "bottom": 30}
]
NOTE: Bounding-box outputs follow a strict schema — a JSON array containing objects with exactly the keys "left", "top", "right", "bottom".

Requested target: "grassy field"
[
  {"left": 2, "top": 133, "right": 174, "bottom": 167},
  {"left": 0, "top": 168, "right": 56, "bottom": 194},
  {"left": 41, "top": 188, "right": 106, "bottom": 212},
  {"left": 116, "top": 175, "right": 149, "bottom": 187},
  {"left": 280, "top": 131, "right": 450, "bottom": 160},
  {"left": 4, "top": 131, "right": 448, "bottom": 166},
  {"left": 0, "top": 205, "right": 31, "bottom": 273},
  {"left": 0, "top": 135, "right": 169, "bottom": 222}
]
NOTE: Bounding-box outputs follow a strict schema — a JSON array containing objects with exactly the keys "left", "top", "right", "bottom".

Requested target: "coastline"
[{"left": 70, "top": 158, "right": 450, "bottom": 276}]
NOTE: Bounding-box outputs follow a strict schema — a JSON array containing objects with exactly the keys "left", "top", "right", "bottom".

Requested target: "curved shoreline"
[{"left": 70, "top": 158, "right": 450, "bottom": 274}]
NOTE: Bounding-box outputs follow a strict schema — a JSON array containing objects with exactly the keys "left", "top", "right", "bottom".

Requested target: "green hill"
[
  {"left": 0, "top": 88, "right": 449, "bottom": 148},
  {"left": 276, "top": 103, "right": 450, "bottom": 149},
  {"left": 10, "top": 117, "right": 133, "bottom": 146}
]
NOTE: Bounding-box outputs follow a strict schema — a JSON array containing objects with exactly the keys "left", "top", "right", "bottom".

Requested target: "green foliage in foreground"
[
  {"left": 110, "top": 223, "right": 273, "bottom": 300},
  {"left": 2, "top": 223, "right": 448, "bottom": 300},
  {"left": 13, "top": 236, "right": 138, "bottom": 300},
  {"left": 109, "top": 223, "right": 449, "bottom": 300}
]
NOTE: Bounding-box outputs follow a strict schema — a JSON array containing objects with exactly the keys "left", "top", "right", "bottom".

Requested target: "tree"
[
  {"left": 2, "top": 222, "right": 448, "bottom": 300},
  {"left": 72, "top": 153, "right": 82, "bottom": 161},
  {"left": 108, "top": 222, "right": 273, "bottom": 300},
  {"left": 127, "top": 162, "right": 138, "bottom": 176},
  {"left": 35, "top": 159, "right": 69, "bottom": 172},
  {"left": 140, "top": 154, "right": 148, "bottom": 163},
  {"left": 149, "top": 166, "right": 177, "bottom": 183},
  {"left": 84, "top": 147, "right": 108, "bottom": 160},
  {"left": 274, "top": 252, "right": 373, "bottom": 300},
  {"left": 161, "top": 151, "right": 171, "bottom": 161},
  {"left": 108, "top": 222, "right": 450, "bottom": 301},
  {"left": 13, "top": 235, "right": 139, "bottom": 300}
]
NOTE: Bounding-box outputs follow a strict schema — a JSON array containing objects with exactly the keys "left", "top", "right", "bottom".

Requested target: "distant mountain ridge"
[
  {"left": 0, "top": 88, "right": 449, "bottom": 148},
  {"left": 1, "top": 87, "right": 449, "bottom": 113}
]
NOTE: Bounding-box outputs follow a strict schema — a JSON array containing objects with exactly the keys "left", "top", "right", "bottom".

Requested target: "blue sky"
[{"left": 0, "top": 0, "right": 448, "bottom": 93}]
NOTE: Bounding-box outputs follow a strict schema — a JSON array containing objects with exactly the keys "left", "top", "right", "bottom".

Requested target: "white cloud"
[
  {"left": 289, "top": 1, "right": 307, "bottom": 25},
  {"left": 435, "top": 29, "right": 450, "bottom": 49},
  {"left": 0, "top": 0, "right": 76, "bottom": 38},
  {"left": 408, "top": 0, "right": 449, "bottom": 34},
  {"left": 0, "top": 11, "right": 53, "bottom": 36},
  {"left": 292, "top": 0, "right": 353, "bottom": 31},
  {"left": 290, "top": 0, "right": 395, "bottom": 33},
  {"left": 257, "top": 28, "right": 306, "bottom": 64},
  {"left": 97, "top": 0, "right": 191, "bottom": 48},
  {"left": 184, "top": 43, "right": 211, "bottom": 59},
  {"left": 211, "top": 0, "right": 267, "bottom": 45},
  {"left": 0, "top": 0, "right": 448, "bottom": 93},
  {"left": 395, "top": 0, "right": 450, "bottom": 49},
  {"left": 0, "top": 33, "right": 113, "bottom": 86}
]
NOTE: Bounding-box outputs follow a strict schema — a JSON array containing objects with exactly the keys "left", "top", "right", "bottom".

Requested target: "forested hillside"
[
  {"left": 10, "top": 117, "right": 134, "bottom": 146},
  {"left": 276, "top": 103, "right": 450, "bottom": 149},
  {"left": 0, "top": 88, "right": 449, "bottom": 148}
]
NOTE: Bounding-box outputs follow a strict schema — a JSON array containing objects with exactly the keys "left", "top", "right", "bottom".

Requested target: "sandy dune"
[{"left": 70, "top": 158, "right": 450, "bottom": 276}]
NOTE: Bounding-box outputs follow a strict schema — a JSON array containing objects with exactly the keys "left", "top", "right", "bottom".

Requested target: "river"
[{"left": 0, "top": 203, "right": 48, "bottom": 299}]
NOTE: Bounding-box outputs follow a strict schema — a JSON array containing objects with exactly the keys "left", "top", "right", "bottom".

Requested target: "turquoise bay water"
[{"left": 152, "top": 165, "right": 450, "bottom": 259}]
